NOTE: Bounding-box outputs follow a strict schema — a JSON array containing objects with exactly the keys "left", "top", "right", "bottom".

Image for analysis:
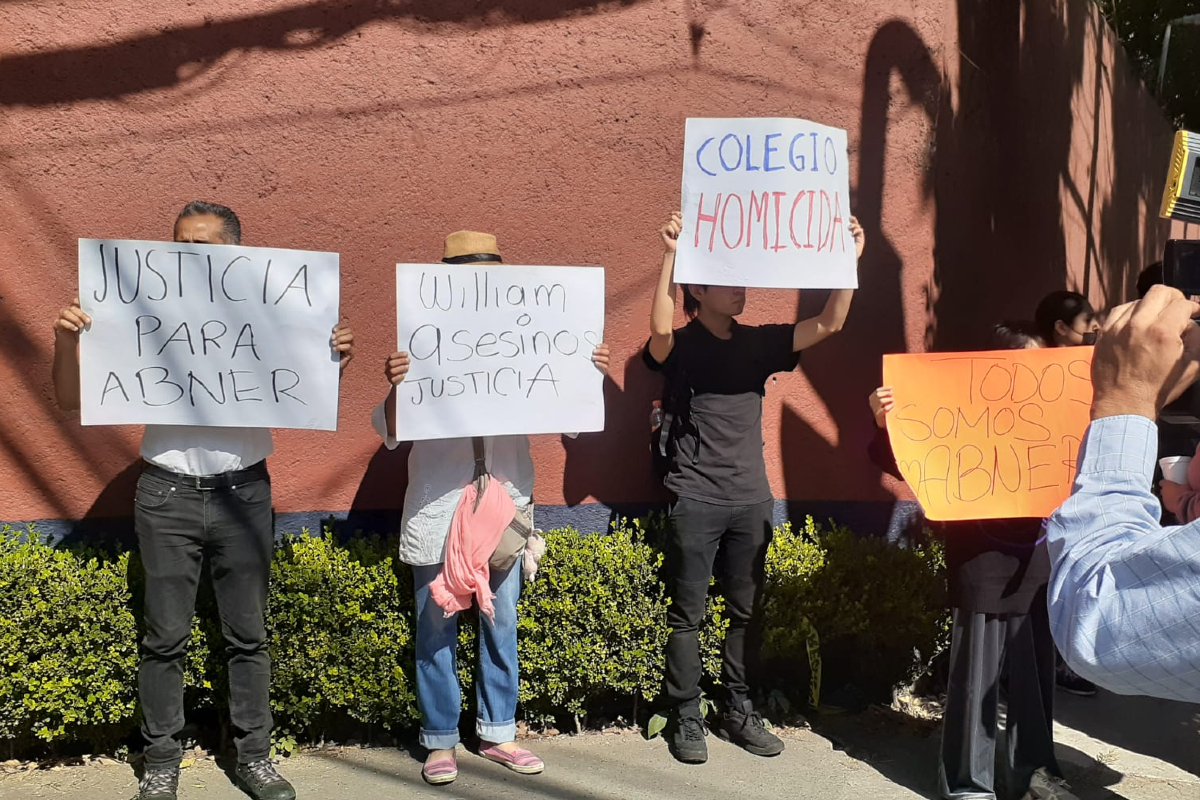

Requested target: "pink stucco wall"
[{"left": 0, "top": 0, "right": 1179, "bottom": 524}]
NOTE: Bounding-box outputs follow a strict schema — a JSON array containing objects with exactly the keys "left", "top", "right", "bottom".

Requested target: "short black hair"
[
  {"left": 991, "top": 320, "right": 1043, "bottom": 350},
  {"left": 1034, "top": 290, "right": 1093, "bottom": 344},
  {"left": 682, "top": 284, "right": 705, "bottom": 318},
  {"left": 1136, "top": 261, "right": 1164, "bottom": 299},
  {"left": 175, "top": 200, "right": 242, "bottom": 244}
]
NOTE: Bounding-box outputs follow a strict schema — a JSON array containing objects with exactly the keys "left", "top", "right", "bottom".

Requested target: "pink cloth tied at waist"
[{"left": 429, "top": 477, "right": 516, "bottom": 621}]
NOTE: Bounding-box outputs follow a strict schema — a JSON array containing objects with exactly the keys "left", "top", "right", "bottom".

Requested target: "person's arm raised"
[
  {"left": 332, "top": 321, "right": 355, "bottom": 373},
  {"left": 1047, "top": 285, "right": 1200, "bottom": 702},
  {"left": 791, "top": 216, "right": 865, "bottom": 352},
  {"left": 381, "top": 351, "right": 410, "bottom": 442},
  {"left": 52, "top": 298, "right": 89, "bottom": 412},
  {"left": 648, "top": 212, "right": 682, "bottom": 365}
]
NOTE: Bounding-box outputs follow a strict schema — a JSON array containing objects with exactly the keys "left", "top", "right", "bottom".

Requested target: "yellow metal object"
[
  {"left": 1161, "top": 130, "right": 1190, "bottom": 217},
  {"left": 1160, "top": 130, "right": 1200, "bottom": 223}
]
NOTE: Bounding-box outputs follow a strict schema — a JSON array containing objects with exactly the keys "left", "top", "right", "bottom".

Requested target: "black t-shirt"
[{"left": 643, "top": 319, "right": 800, "bottom": 505}]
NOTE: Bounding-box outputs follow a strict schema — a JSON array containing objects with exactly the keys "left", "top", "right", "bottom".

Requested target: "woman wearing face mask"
[
  {"left": 1034, "top": 291, "right": 1100, "bottom": 347},
  {"left": 869, "top": 322, "right": 1079, "bottom": 800}
]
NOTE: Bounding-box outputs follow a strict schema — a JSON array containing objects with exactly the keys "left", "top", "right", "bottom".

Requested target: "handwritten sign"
[
  {"left": 78, "top": 238, "right": 340, "bottom": 430},
  {"left": 395, "top": 264, "right": 605, "bottom": 440},
  {"left": 882, "top": 347, "right": 1094, "bottom": 521},
  {"left": 675, "top": 117, "right": 857, "bottom": 290}
]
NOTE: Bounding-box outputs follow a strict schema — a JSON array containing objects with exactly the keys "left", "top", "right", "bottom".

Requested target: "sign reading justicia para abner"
[{"left": 77, "top": 238, "right": 341, "bottom": 430}]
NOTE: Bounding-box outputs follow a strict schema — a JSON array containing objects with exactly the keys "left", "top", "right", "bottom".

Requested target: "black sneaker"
[
  {"left": 668, "top": 707, "right": 709, "bottom": 764},
  {"left": 135, "top": 767, "right": 180, "bottom": 800},
  {"left": 235, "top": 759, "right": 297, "bottom": 800},
  {"left": 717, "top": 700, "right": 785, "bottom": 757},
  {"left": 1056, "top": 669, "right": 1098, "bottom": 697}
]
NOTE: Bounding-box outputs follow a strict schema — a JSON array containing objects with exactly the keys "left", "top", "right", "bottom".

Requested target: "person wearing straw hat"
[{"left": 372, "top": 231, "right": 611, "bottom": 786}]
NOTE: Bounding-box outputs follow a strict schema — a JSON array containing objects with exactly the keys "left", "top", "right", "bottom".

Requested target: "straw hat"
[{"left": 442, "top": 231, "right": 503, "bottom": 264}]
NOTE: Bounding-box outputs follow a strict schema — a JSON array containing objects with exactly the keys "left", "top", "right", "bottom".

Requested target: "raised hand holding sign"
[{"left": 882, "top": 347, "right": 1094, "bottom": 521}]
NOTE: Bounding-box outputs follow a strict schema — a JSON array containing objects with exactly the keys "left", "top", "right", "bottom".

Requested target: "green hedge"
[
  {"left": 0, "top": 518, "right": 946, "bottom": 759},
  {"left": 0, "top": 533, "right": 138, "bottom": 757}
]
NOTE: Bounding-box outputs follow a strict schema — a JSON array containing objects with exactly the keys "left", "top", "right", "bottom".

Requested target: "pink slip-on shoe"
[
  {"left": 479, "top": 743, "right": 545, "bottom": 775},
  {"left": 422, "top": 754, "right": 458, "bottom": 785}
]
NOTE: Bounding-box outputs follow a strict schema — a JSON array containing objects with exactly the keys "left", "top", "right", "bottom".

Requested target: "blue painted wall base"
[{"left": 6, "top": 499, "right": 925, "bottom": 550}]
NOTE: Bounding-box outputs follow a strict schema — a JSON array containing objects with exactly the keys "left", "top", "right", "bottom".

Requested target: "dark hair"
[
  {"left": 1136, "top": 261, "right": 1164, "bottom": 299},
  {"left": 1034, "top": 290, "right": 1093, "bottom": 344},
  {"left": 175, "top": 200, "right": 242, "bottom": 244},
  {"left": 682, "top": 284, "right": 705, "bottom": 318},
  {"left": 991, "top": 320, "right": 1043, "bottom": 350}
]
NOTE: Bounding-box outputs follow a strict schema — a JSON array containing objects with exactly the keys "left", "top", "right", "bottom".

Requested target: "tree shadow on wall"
[
  {"left": 54, "top": 459, "right": 143, "bottom": 549},
  {"left": 781, "top": 1, "right": 1173, "bottom": 533},
  {"left": 779, "top": 18, "right": 941, "bottom": 538},
  {"left": 560, "top": 354, "right": 672, "bottom": 528},
  {"left": 343, "top": 441, "right": 411, "bottom": 537},
  {"left": 0, "top": 0, "right": 650, "bottom": 107},
  {"left": 0, "top": 283, "right": 139, "bottom": 525}
]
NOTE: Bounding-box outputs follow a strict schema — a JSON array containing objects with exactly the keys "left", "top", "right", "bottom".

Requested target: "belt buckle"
[{"left": 190, "top": 474, "right": 206, "bottom": 490}]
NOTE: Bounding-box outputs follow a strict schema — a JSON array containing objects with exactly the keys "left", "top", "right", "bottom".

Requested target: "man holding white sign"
[
  {"left": 371, "top": 231, "right": 609, "bottom": 786},
  {"left": 646, "top": 205, "right": 863, "bottom": 765},
  {"left": 676, "top": 118, "right": 858, "bottom": 290},
  {"left": 51, "top": 201, "right": 354, "bottom": 800}
]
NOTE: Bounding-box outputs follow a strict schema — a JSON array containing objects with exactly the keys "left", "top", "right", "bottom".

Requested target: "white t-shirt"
[
  {"left": 371, "top": 398, "right": 534, "bottom": 566},
  {"left": 140, "top": 425, "right": 274, "bottom": 476}
]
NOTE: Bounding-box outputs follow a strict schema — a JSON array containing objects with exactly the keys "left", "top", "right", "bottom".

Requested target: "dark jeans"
[
  {"left": 939, "top": 588, "right": 1060, "bottom": 800},
  {"left": 134, "top": 464, "right": 275, "bottom": 769},
  {"left": 664, "top": 496, "right": 774, "bottom": 708}
]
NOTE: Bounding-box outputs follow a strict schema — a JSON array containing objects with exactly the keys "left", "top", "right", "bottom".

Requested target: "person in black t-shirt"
[
  {"left": 870, "top": 322, "right": 1078, "bottom": 800},
  {"left": 644, "top": 211, "right": 864, "bottom": 764}
]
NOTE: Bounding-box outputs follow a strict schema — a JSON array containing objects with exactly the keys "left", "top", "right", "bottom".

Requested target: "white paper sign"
[
  {"left": 395, "top": 264, "right": 605, "bottom": 440},
  {"left": 78, "top": 238, "right": 341, "bottom": 430},
  {"left": 676, "top": 117, "right": 857, "bottom": 289}
]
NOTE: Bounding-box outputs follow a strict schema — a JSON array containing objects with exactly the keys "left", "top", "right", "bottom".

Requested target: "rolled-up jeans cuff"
[
  {"left": 419, "top": 728, "right": 460, "bottom": 750},
  {"left": 477, "top": 718, "right": 517, "bottom": 744}
]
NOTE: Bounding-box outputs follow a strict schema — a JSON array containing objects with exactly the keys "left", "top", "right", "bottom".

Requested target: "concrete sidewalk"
[
  {"left": 812, "top": 688, "right": 1200, "bottom": 800},
  {"left": 2, "top": 688, "right": 1196, "bottom": 800}
]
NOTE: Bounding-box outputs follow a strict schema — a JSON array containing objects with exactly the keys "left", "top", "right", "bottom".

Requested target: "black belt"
[{"left": 142, "top": 460, "right": 269, "bottom": 490}]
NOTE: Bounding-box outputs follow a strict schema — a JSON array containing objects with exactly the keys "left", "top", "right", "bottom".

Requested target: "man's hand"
[
  {"left": 661, "top": 212, "right": 682, "bottom": 254},
  {"left": 332, "top": 322, "right": 355, "bottom": 370},
  {"left": 591, "top": 343, "right": 611, "bottom": 377},
  {"left": 849, "top": 215, "right": 866, "bottom": 259},
  {"left": 385, "top": 352, "right": 411, "bottom": 385},
  {"left": 1161, "top": 479, "right": 1188, "bottom": 513},
  {"left": 1091, "top": 285, "right": 1200, "bottom": 421},
  {"left": 54, "top": 298, "right": 91, "bottom": 339},
  {"left": 869, "top": 386, "right": 894, "bottom": 429}
]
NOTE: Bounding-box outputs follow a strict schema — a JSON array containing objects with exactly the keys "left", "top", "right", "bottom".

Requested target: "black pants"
[
  {"left": 938, "top": 589, "right": 1060, "bottom": 800},
  {"left": 134, "top": 465, "right": 275, "bottom": 769},
  {"left": 664, "top": 497, "right": 773, "bottom": 708}
]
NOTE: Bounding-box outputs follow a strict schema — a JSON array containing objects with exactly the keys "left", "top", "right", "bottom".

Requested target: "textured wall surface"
[{"left": 0, "top": 0, "right": 1180, "bottom": 532}]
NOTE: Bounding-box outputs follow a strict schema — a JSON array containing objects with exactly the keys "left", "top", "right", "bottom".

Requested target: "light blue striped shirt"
[{"left": 1047, "top": 414, "right": 1200, "bottom": 703}]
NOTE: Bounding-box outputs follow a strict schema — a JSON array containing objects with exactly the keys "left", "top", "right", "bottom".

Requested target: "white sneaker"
[{"left": 1023, "top": 767, "right": 1081, "bottom": 800}]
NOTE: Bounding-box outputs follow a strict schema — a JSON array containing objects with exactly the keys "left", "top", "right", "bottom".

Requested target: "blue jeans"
[{"left": 412, "top": 562, "right": 522, "bottom": 750}]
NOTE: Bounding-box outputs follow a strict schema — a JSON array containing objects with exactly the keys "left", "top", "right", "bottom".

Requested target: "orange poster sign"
[{"left": 881, "top": 347, "right": 1093, "bottom": 521}]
